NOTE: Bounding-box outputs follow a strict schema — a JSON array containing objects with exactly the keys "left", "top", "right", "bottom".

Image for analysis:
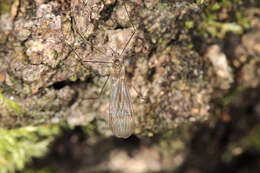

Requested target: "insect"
[{"left": 69, "top": 0, "right": 137, "bottom": 138}]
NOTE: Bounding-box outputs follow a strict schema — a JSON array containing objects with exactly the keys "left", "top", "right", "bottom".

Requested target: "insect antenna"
[
  {"left": 120, "top": 0, "right": 149, "bottom": 103},
  {"left": 119, "top": 0, "right": 136, "bottom": 60}
]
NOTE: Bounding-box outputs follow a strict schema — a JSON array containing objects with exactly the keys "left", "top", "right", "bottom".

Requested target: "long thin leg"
[
  {"left": 120, "top": 31, "right": 135, "bottom": 57},
  {"left": 132, "top": 85, "right": 147, "bottom": 102},
  {"left": 82, "top": 0, "right": 88, "bottom": 8},
  {"left": 108, "top": 46, "right": 118, "bottom": 57},
  {"left": 86, "top": 74, "right": 110, "bottom": 100},
  {"left": 67, "top": 0, "right": 112, "bottom": 100},
  {"left": 71, "top": 14, "right": 110, "bottom": 58},
  {"left": 73, "top": 0, "right": 135, "bottom": 60},
  {"left": 65, "top": 40, "right": 110, "bottom": 100},
  {"left": 125, "top": 78, "right": 147, "bottom": 102},
  {"left": 64, "top": 40, "right": 88, "bottom": 67},
  {"left": 120, "top": 0, "right": 136, "bottom": 57},
  {"left": 122, "top": 0, "right": 136, "bottom": 31},
  {"left": 65, "top": 41, "right": 112, "bottom": 64}
]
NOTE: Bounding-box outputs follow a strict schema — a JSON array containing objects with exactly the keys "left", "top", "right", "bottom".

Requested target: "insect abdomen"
[{"left": 109, "top": 115, "right": 135, "bottom": 138}]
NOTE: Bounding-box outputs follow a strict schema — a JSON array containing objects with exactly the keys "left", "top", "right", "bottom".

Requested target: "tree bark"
[{"left": 0, "top": 0, "right": 259, "bottom": 138}]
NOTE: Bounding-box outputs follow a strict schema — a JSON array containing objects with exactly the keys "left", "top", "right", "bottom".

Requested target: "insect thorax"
[
  {"left": 112, "top": 58, "right": 122, "bottom": 72},
  {"left": 111, "top": 58, "right": 126, "bottom": 80}
]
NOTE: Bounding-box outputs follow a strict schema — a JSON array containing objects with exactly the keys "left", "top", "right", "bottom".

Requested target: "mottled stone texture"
[{"left": 0, "top": 0, "right": 258, "bottom": 138}]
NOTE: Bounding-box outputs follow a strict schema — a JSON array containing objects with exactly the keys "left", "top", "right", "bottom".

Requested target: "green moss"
[
  {"left": 0, "top": 92, "right": 23, "bottom": 116},
  {"left": 0, "top": 125, "right": 62, "bottom": 173},
  {"left": 211, "top": 2, "right": 221, "bottom": 10},
  {"left": 185, "top": 21, "right": 194, "bottom": 29},
  {"left": 199, "top": 0, "right": 251, "bottom": 38},
  {"left": 187, "top": 44, "right": 193, "bottom": 49},
  {"left": 69, "top": 75, "right": 78, "bottom": 82},
  {"left": 82, "top": 120, "right": 100, "bottom": 136},
  {"left": 196, "top": 0, "right": 205, "bottom": 4},
  {"left": 235, "top": 12, "right": 250, "bottom": 29},
  {"left": 200, "top": 19, "right": 243, "bottom": 38},
  {"left": 158, "top": 38, "right": 163, "bottom": 44}
]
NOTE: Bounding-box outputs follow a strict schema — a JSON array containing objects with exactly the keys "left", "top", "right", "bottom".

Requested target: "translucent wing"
[{"left": 109, "top": 78, "right": 135, "bottom": 138}]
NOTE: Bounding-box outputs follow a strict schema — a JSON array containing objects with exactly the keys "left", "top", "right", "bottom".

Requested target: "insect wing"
[{"left": 109, "top": 78, "right": 135, "bottom": 138}]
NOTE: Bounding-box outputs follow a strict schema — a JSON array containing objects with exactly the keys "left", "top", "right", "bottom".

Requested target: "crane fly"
[
  {"left": 69, "top": 0, "right": 136, "bottom": 138},
  {"left": 108, "top": 54, "right": 135, "bottom": 138}
]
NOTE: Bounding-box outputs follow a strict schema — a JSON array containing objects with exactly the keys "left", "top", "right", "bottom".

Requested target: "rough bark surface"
[
  {"left": 0, "top": 0, "right": 259, "bottom": 137},
  {"left": 0, "top": 0, "right": 212, "bottom": 135},
  {"left": 1, "top": 0, "right": 260, "bottom": 172}
]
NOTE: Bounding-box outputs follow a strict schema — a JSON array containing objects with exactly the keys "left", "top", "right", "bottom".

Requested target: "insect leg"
[
  {"left": 70, "top": 10, "right": 113, "bottom": 64},
  {"left": 132, "top": 85, "right": 148, "bottom": 102},
  {"left": 120, "top": 0, "right": 136, "bottom": 57},
  {"left": 65, "top": 40, "right": 111, "bottom": 100},
  {"left": 86, "top": 74, "right": 110, "bottom": 100},
  {"left": 65, "top": 40, "right": 84, "bottom": 62},
  {"left": 81, "top": 0, "right": 88, "bottom": 8},
  {"left": 122, "top": 0, "right": 136, "bottom": 31},
  {"left": 71, "top": 14, "right": 109, "bottom": 57}
]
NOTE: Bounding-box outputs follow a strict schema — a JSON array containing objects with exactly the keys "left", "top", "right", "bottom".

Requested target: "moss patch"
[
  {"left": 0, "top": 125, "right": 62, "bottom": 173},
  {"left": 198, "top": 0, "right": 250, "bottom": 38},
  {"left": 0, "top": 92, "right": 23, "bottom": 116}
]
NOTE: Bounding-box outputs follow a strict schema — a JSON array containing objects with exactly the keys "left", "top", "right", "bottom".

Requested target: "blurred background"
[{"left": 2, "top": 87, "right": 259, "bottom": 173}]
